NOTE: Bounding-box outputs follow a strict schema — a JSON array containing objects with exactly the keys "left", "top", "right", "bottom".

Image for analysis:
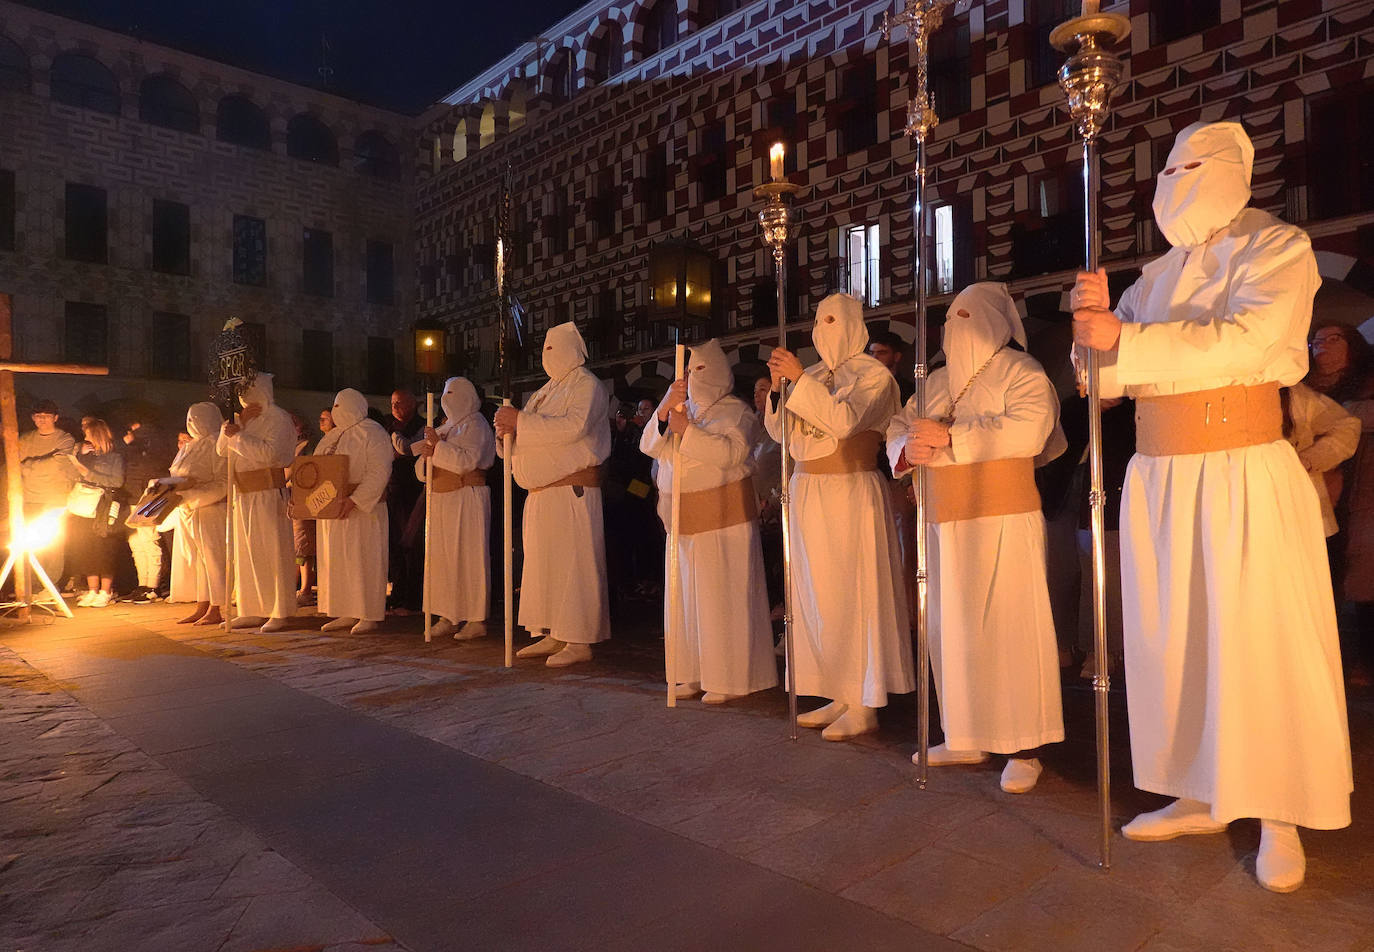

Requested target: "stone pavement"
[{"left": 1, "top": 603, "right": 1372, "bottom": 952}]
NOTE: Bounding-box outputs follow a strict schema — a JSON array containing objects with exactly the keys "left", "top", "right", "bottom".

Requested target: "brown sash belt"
[
  {"left": 928, "top": 457, "right": 1040, "bottom": 524},
  {"left": 531, "top": 464, "right": 602, "bottom": 493},
  {"left": 1135, "top": 382, "right": 1282, "bottom": 457},
  {"left": 796, "top": 431, "right": 883, "bottom": 475},
  {"left": 234, "top": 466, "right": 286, "bottom": 493},
  {"left": 433, "top": 467, "right": 488, "bottom": 493},
  {"left": 679, "top": 476, "right": 759, "bottom": 536}
]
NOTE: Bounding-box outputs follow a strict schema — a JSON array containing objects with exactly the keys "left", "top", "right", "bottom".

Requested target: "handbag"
[
  {"left": 67, "top": 481, "right": 103, "bottom": 519},
  {"left": 126, "top": 482, "right": 182, "bottom": 528}
]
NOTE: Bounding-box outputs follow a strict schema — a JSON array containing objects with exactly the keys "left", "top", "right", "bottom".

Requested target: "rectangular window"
[
  {"left": 1308, "top": 81, "right": 1374, "bottom": 220},
  {"left": 303, "top": 228, "right": 334, "bottom": 297},
  {"left": 366, "top": 240, "right": 395, "bottom": 305},
  {"left": 644, "top": 145, "right": 669, "bottom": 221},
  {"left": 765, "top": 98, "right": 802, "bottom": 174},
  {"left": 301, "top": 329, "right": 334, "bottom": 391},
  {"left": 839, "top": 223, "right": 881, "bottom": 307},
  {"left": 1011, "top": 165, "right": 1083, "bottom": 277},
  {"left": 233, "top": 215, "right": 267, "bottom": 286},
  {"left": 933, "top": 204, "right": 955, "bottom": 295},
  {"left": 65, "top": 183, "right": 107, "bottom": 263},
  {"left": 240, "top": 320, "right": 268, "bottom": 367},
  {"left": 0, "top": 169, "right": 14, "bottom": 252},
  {"left": 152, "top": 199, "right": 191, "bottom": 275},
  {"left": 64, "top": 301, "right": 107, "bottom": 366},
  {"left": 366, "top": 336, "right": 395, "bottom": 393},
  {"left": 148, "top": 311, "right": 192, "bottom": 379},
  {"left": 593, "top": 170, "right": 617, "bottom": 239},
  {"left": 931, "top": 20, "right": 972, "bottom": 118},
  {"left": 1028, "top": 0, "right": 1078, "bottom": 88},
  {"left": 697, "top": 123, "right": 729, "bottom": 203},
  {"left": 837, "top": 61, "right": 879, "bottom": 155},
  {"left": 1152, "top": 0, "right": 1221, "bottom": 46}
]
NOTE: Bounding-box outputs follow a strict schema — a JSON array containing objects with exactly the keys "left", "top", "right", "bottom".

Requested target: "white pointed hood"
[
  {"left": 542, "top": 322, "right": 587, "bottom": 381},
  {"left": 440, "top": 376, "right": 480, "bottom": 423},
  {"left": 944, "top": 283, "right": 1025, "bottom": 398},
  {"left": 238, "top": 372, "right": 276, "bottom": 409},
  {"left": 330, "top": 388, "right": 369, "bottom": 428},
  {"left": 812, "top": 292, "right": 868, "bottom": 371},
  {"left": 686, "top": 339, "right": 732, "bottom": 412},
  {"left": 1152, "top": 121, "right": 1254, "bottom": 250},
  {"left": 186, "top": 402, "right": 224, "bottom": 441}
]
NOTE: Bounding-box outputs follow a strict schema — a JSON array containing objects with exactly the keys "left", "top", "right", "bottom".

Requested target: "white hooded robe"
[
  {"left": 887, "top": 283, "right": 1066, "bottom": 753},
  {"left": 216, "top": 372, "right": 298, "bottom": 619},
  {"left": 316, "top": 389, "right": 393, "bottom": 623},
  {"left": 764, "top": 293, "right": 915, "bottom": 708},
  {"left": 641, "top": 339, "right": 779, "bottom": 696},
  {"left": 416, "top": 376, "right": 495, "bottom": 624},
  {"left": 499, "top": 322, "right": 611, "bottom": 644},
  {"left": 1095, "top": 122, "right": 1352, "bottom": 828},
  {"left": 170, "top": 402, "right": 228, "bottom": 606}
]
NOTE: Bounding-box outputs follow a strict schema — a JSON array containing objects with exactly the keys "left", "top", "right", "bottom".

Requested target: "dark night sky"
[{"left": 19, "top": 0, "right": 590, "bottom": 114}]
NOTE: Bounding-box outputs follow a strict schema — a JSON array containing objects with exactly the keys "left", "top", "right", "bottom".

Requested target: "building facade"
[
  {"left": 0, "top": 0, "right": 413, "bottom": 424},
  {"left": 415, "top": 0, "right": 1374, "bottom": 400}
]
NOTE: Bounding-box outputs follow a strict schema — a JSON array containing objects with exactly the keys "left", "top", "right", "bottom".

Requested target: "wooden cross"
[{"left": 0, "top": 292, "right": 109, "bottom": 618}]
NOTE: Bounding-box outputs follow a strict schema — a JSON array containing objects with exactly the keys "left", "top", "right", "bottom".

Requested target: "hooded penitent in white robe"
[
  {"left": 764, "top": 293, "right": 915, "bottom": 708},
  {"left": 640, "top": 340, "right": 779, "bottom": 697},
  {"left": 499, "top": 322, "right": 611, "bottom": 644},
  {"left": 170, "top": 403, "right": 229, "bottom": 606},
  {"left": 216, "top": 372, "right": 298, "bottom": 619},
  {"left": 416, "top": 376, "right": 495, "bottom": 625},
  {"left": 887, "top": 283, "right": 1066, "bottom": 753},
  {"left": 315, "top": 389, "right": 392, "bottom": 623},
  {"left": 1093, "top": 122, "right": 1352, "bottom": 829}
]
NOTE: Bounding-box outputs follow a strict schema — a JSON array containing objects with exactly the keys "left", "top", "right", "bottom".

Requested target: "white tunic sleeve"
[
  {"left": 948, "top": 361, "right": 1059, "bottom": 464},
  {"left": 349, "top": 426, "right": 394, "bottom": 514},
  {"left": 515, "top": 375, "right": 599, "bottom": 448},
  {"left": 786, "top": 372, "right": 888, "bottom": 438}
]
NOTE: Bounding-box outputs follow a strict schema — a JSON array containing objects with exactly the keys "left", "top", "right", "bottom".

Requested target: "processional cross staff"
[
  {"left": 496, "top": 164, "right": 521, "bottom": 669},
  {"left": 0, "top": 292, "right": 109, "bottom": 620},
  {"left": 209, "top": 317, "right": 259, "bottom": 631}
]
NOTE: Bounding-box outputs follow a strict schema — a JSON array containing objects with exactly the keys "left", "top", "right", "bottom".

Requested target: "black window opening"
[
  {"left": 547, "top": 194, "right": 572, "bottom": 256},
  {"left": 148, "top": 311, "right": 192, "bottom": 380},
  {"left": 592, "top": 170, "right": 617, "bottom": 240},
  {"left": 641, "top": 0, "right": 679, "bottom": 57},
  {"left": 366, "top": 240, "right": 395, "bottom": 305},
  {"left": 837, "top": 59, "right": 879, "bottom": 155},
  {"left": 64, "top": 301, "right": 108, "bottom": 366},
  {"left": 366, "top": 336, "right": 395, "bottom": 394},
  {"left": 548, "top": 51, "right": 575, "bottom": 104},
  {"left": 697, "top": 0, "right": 745, "bottom": 28},
  {"left": 139, "top": 74, "right": 199, "bottom": 133},
  {"left": 1152, "top": 0, "right": 1222, "bottom": 46},
  {"left": 1028, "top": 0, "right": 1077, "bottom": 88},
  {"left": 931, "top": 19, "right": 972, "bottom": 118},
  {"left": 592, "top": 25, "right": 624, "bottom": 82},
  {"left": 697, "top": 122, "right": 730, "bottom": 203},
  {"left": 287, "top": 114, "right": 339, "bottom": 165},
  {"left": 765, "top": 97, "right": 803, "bottom": 174},
  {"left": 233, "top": 215, "right": 268, "bottom": 286},
  {"left": 240, "top": 321, "right": 268, "bottom": 367},
  {"left": 0, "top": 169, "right": 14, "bottom": 252},
  {"left": 301, "top": 329, "right": 334, "bottom": 392},
  {"left": 1307, "top": 81, "right": 1374, "bottom": 221},
  {"left": 1011, "top": 164, "right": 1085, "bottom": 278},
  {"left": 50, "top": 53, "right": 120, "bottom": 115},
  {"left": 303, "top": 228, "right": 334, "bottom": 297},
  {"left": 751, "top": 243, "right": 801, "bottom": 328},
  {"left": 643, "top": 144, "right": 669, "bottom": 221},
  {"left": 927, "top": 196, "right": 975, "bottom": 293},
  {"left": 0, "top": 35, "right": 30, "bottom": 92},
  {"left": 216, "top": 95, "right": 272, "bottom": 150},
  {"left": 152, "top": 199, "right": 191, "bottom": 275},
  {"left": 65, "top": 183, "right": 107, "bottom": 263},
  {"left": 592, "top": 287, "right": 620, "bottom": 355},
  {"left": 355, "top": 131, "right": 400, "bottom": 180}
]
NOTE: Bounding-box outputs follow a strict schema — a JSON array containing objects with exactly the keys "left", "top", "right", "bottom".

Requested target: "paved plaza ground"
[{"left": 1, "top": 602, "right": 1371, "bottom": 952}]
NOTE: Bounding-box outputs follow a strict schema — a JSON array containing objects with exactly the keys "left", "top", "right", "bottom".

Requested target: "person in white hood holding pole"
[
  {"left": 888, "top": 282, "right": 1066, "bottom": 793},
  {"left": 1072, "top": 121, "right": 1352, "bottom": 892},
  {"left": 765, "top": 292, "right": 915, "bottom": 740},
  {"left": 314, "top": 388, "right": 393, "bottom": 634},
  {"left": 495, "top": 322, "right": 611, "bottom": 667},
  {"left": 415, "top": 376, "right": 495, "bottom": 639},
  {"left": 217, "top": 372, "right": 297, "bottom": 632},
  {"left": 641, "top": 339, "right": 778, "bottom": 702},
  {"left": 171, "top": 402, "right": 228, "bottom": 626}
]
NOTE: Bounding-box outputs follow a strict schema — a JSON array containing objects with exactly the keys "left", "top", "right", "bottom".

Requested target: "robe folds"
[
  {"left": 170, "top": 403, "right": 228, "bottom": 606},
  {"left": 888, "top": 348, "right": 1066, "bottom": 753},
  {"left": 416, "top": 379, "right": 495, "bottom": 624},
  {"left": 216, "top": 373, "right": 297, "bottom": 619},
  {"left": 316, "top": 390, "right": 393, "bottom": 623},
  {"left": 1099, "top": 206, "right": 1353, "bottom": 829},
  {"left": 641, "top": 375, "right": 777, "bottom": 696}
]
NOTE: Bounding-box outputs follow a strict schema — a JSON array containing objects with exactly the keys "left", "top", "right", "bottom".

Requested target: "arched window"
[
  {"left": 216, "top": 94, "right": 271, "bottom": 149},
  {"left": 50, "top": 52, "right": 119, "bottom": 114},
  {"left": 640, "top": 0, "right": 678, "bottom": 57},
  {"left": 287, "top": 113, "right": 338, "bottom": 165},
  {"left": 354, "top": 130, "right": 399, "bottom": 179},
  {"left": 0, "top": 35, "right": 29, "bottom": 92},
  {"left": 590, "top": 24, "right": 624, "bottom": 82},
  {"left": 139, "top": 74, "right": 198, "bottom": 132},
  {"left": 452, "top": 118, "right": 469, "bottom": 162},
  {"left": 547, "top": 50, "right": 574, "bottom": 104}
]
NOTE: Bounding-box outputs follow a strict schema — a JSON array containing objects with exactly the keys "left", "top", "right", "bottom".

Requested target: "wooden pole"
[
  {"left": 665, "top": 338, "right": 685, "bottom": 707},
  {"left": 0, "top": 361, "right": 107, "bottom": 375},
  {"left": 223, "top": 419, "right": 236, "bottom": 629},
  {"left": 0, "top": 294, "right": 29, "bottom": 614},
  {"left": 423, "top": 392, "right": 434, "bottom": 643}
]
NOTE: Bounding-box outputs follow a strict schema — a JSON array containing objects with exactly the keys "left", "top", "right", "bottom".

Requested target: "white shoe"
[
  {"left": 259, "top": 617, "right": 290, "bottom": 633},
  {"left": 88, "top": 591, "right": 112, "bottom": 608},
  {"left": 822, "top": 706, "right": 877, "bottom": 741},
  {"left": 702, "top": 692, "right": 740, "bottom": 704},
  {"left": 671, "top": 682, "right": 701, "bottom": 699},
  {"left": 797, "top": 701, "right": 847, "bottom": 729},
  {"left": 920, "top": 743, "right": 989, "bottom": 766},
  {"left": 1121, "top": 798, "right": 1228, "bottom": 842},
  {"left": 454, "top": 620, "right": 487, "bottom": 641},
  {"left": 516, "top": 635, "right": 563, "bottom": 658},
  {"left": 350, "top": 619, "right": 378, "bottom": 634},
  {"left": 230, "top": 615, "right": 266, "bottom": 629},
  {"left": 76, "top": 590, "right": 97, "bottom": 607},
  {"left": 1000, "top": 758, "right": 1043, "bottom": 794},
  {"left": 1257, "top": 820, "right": 1305, "bottom": 893},
  {"left": 427, "top": 618, "right": 456, "bottom": 638},
  {"left": 546, "top": 643, "right": 592, "bottom": 667},
  {"left": 321, "top": 617, "right": 357, "bottom": 632}
]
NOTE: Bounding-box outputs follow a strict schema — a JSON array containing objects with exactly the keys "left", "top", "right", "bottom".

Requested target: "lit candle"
[
  {"left": 1080, "top": 0, "right": 1100, "bottom": 14},
  {"left": 770, "top": 142, "right": 785, "bottom": 182}
]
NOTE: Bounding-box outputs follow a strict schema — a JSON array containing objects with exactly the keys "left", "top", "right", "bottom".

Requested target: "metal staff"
[
  {"left": 882, "top": 0, "right": 949, "bottom": 789},
  {"left": 423, "top": 391, "right": 435, "bottom": 642},
  {"left": 1051, "top": 0, "right": 1130, "bottom": 871},
  {"left": 497, "top": 165, "right": 516, "bottom": 668},
  {"left": 755, "top": 145, "right": 802, "bottom": 740},
  {"left": 223, "top": 422, "right": 236, "bottom": 629},
  {"left": 665, "top": 336, "right": 685, "bottom": 707}
]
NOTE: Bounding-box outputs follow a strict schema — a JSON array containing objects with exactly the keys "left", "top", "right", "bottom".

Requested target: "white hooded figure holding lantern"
[
  {"left": 887, "top": 282, "right": 1066, "bottom": 795},
  {"left": 495, "top": 321, "right": 612, "bottom": 667},
  {"left": 640, "top": 339, "right": 778, "bottom": 702},
  {"left": 764, "top": 292, "right": 915, "bottom": 740},
  {"left": 415, "top": 376, "right": 496, "bottom": 638},
  {"left": 1072, "top": 121, "right": 1352, "bottom": 892}
]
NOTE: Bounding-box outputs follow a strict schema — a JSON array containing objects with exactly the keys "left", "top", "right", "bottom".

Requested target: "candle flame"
[
  {"left": 770, "top": 142, "right": 785, "bottom": 162},
  {"left": 11, "top": 509, "right": 64, "bottom": 553}
]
